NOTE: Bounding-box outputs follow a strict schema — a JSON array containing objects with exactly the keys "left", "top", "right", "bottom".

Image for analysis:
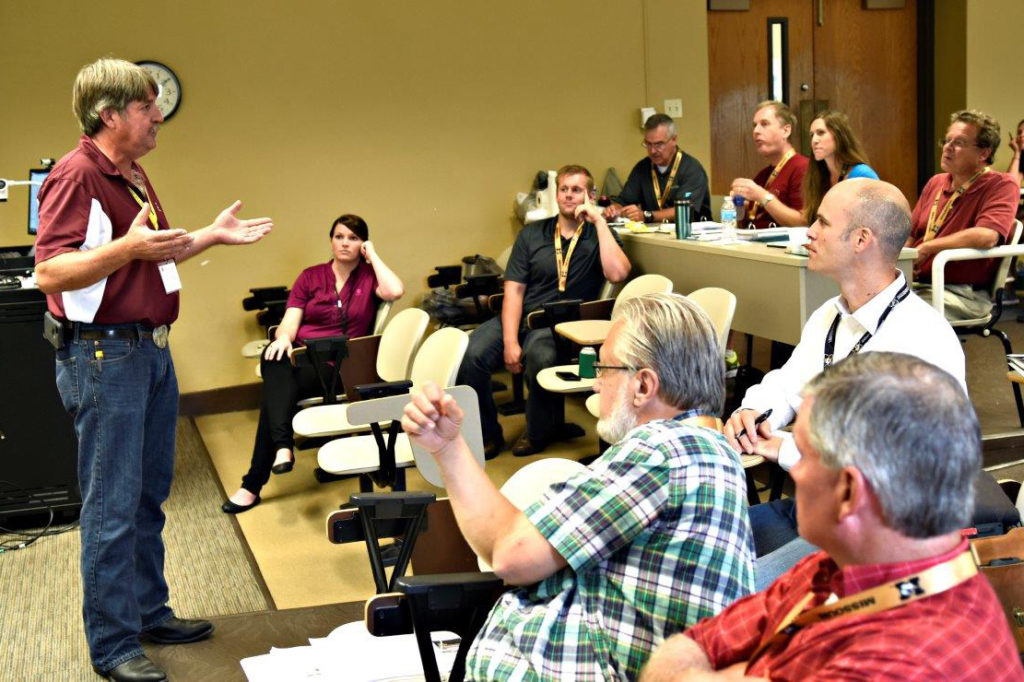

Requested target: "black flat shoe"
[
  {"left": 221, "top": 496, "right": 260, "bottom": 514},
  {"left": 94, "top": 654, "right": 167, "bottom": 681},
  {"left": 271, "top": 457, "right": 294, "bottom": 474},
  {"left": 142, "top": 617, "right": 215, "bottom": 644}
]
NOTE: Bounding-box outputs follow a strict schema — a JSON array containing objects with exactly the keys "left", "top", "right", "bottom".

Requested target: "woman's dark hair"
[
  {"left": 330, "top": 214, "right": 369, "bottom": 241},
  {"left": 802, "top": 110, "right": 873, "bottom": 223}
]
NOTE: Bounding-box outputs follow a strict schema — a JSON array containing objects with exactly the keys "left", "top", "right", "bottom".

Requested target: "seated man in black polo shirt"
[
  {"left": 458, "top": 164, "right": 631, "bottom": 458},
  {"left": 604, "top": 113, "right": 711, "bottom": 223}
]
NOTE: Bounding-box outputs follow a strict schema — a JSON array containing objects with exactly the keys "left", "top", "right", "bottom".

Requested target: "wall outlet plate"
[{"left": 664, "top": 99, "right": 683, "bottom": 118}]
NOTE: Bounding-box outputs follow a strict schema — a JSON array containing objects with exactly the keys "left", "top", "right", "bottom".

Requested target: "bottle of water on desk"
[{"left": 720, "top": 196, "right": 737, "bottom": 243}]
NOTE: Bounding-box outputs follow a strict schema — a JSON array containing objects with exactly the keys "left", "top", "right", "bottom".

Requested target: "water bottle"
[
  {"left": 720, "top": 197, "right": 737, "bottom": 243},
  {"left": 674, "top": 197, "right": 691, "bottom": 240}
]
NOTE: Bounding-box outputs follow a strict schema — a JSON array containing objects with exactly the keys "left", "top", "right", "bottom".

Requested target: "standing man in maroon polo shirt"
[
  {"left": 908, "top": 109, "right": 1019, "bottom": 321},
  {"left": 730, "top": 100, "right": 810, "bottom": 229},
  {"left": 34, "top": 58, "right": 272, "bottom": 682}
]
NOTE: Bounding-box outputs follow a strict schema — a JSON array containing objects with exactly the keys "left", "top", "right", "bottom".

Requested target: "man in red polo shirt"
[
  {"left": 641, "top": 352, "right": 1023, "bottom": 681},
  {"left": 34, "top": 58, "right": 272, "bottom": 682},
  {"left": 908, "top": 109, "right": 1019, "bottom": 321},
  {"left": 730, "top": 100, "right": 810, "bottom": 230}
]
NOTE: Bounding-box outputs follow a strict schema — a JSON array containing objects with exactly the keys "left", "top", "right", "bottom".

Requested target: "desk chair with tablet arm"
[
  {"left": 314, "top": 327, "right": 469, "bottom": 490},
  {"left": 290, "top": 307, "right": 429, "bottom": 443},
  {"left": 929, "top": 220, "right": 1024, "bottom": 426}
]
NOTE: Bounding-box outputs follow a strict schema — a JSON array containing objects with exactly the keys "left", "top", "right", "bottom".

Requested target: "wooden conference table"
[{"left": 618, "top": 231, "right": 917, "bottom": 346}]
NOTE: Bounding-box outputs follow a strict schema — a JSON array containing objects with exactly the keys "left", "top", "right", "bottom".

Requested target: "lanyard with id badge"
[{"left": 126, "top": 175, "right": 182, "bottom": 294}]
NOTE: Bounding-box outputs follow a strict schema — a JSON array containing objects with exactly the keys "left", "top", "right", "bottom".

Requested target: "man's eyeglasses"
[
  {"left": 593, "top": 363, "right": 633, "bottom": 378},
  {"left": 938, "top": 137, "right": 979, "bottom": 150},
  {"left": 641, "top": 140, "right": 671, "bottom": 151}
]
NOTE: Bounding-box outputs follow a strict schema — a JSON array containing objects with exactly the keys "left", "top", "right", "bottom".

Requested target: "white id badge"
[{"left": 158, "top": 260, "right": 182, "bottom": 293}]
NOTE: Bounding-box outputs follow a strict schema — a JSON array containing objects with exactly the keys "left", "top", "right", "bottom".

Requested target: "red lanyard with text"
[
  {"left": 651, "top": 150, "right": 684, "bottom": 209},
  {"left": 823, "top": 284, "right": 909, "bottom": 369},
  {"left": 748, "top": 550, "right": 978, "bottom": 669},
  {"left": 924, "top": 167, "right": 989, "bottom": 241},
  {"left": 554, "top": 221, "right": 584, "bottom": 292},
  {"left": 748, "top": 149, "right": 795, "bottom": 220}
]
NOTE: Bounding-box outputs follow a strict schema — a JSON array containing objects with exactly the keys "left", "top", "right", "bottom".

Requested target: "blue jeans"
[
  {"left": 755, "top": 537, "right": 819, "bottom": 591},
  {"left": 748, "top": 498, "right": 800, "bottom": 556},
  {"left": 55, "top": 325, "right": 179, "bottom": 671},
  {"left": 456, "top": 316, "right": 562, "bottom": 442}
]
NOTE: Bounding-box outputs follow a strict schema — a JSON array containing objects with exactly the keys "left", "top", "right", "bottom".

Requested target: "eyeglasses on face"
[
  {"left": 938, "top": 137, "right": 979, "bottom": 150},
  {"left": 641, "top": 140, "right": 671, "bottom": 151},
  {"left": 593, "top": 363, "right": 633, "bottom": 378}
]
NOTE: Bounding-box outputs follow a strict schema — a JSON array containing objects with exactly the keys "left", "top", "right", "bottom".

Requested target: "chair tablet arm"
[
  {"left": 354, "top": 380, "right": 414, "bottom": 400},
  {"left": 242, "top": 285, "right": 288, "bottom": 311},
  {"left": 427, "top": 265, "right": 463, "bottom": 289},
  {"left": 579, "top": 297, "right": 615, "bottom": 320},
  {"left": 396, "top": 571, "right": 504, "bottom": 595},
  {"left": 930, "top": 244, "right": 1024, "bottom": 318}
]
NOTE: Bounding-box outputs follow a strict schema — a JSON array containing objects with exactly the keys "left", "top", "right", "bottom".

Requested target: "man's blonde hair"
[{"left": 73, "top": 58, "right": 157, "bottom": 136}]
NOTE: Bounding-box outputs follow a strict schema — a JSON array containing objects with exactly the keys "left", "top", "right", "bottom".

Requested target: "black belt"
[
  {"left": 65, "top": 321, "right": 170, "bottom": 348},
  {"left": 77, "top": 327, "right": 147, "bottom": 341}
]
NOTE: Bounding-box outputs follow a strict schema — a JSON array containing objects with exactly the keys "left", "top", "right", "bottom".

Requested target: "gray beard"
[{"left": 596, "top": 384, "right": 639, "bottom": 444}]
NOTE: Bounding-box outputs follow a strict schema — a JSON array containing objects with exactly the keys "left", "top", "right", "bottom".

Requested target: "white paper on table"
[{"left": 241, "top": 620, "right": 460, "bottom": 682}]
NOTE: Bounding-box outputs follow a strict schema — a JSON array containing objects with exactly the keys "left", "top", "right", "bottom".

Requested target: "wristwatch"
[
  {"left": 763, "top": 192, "right": 776, "bottom": 207},
  {"left": 643, "top": 210, "right": 653, "bottom": 222}
]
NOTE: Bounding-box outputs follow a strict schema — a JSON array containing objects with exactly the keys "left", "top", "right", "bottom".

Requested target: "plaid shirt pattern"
[
  {"left": 687, "top": 539, "right": 1024, "bottom": 681},
  {"left": 465, "top": 411, "right": 755, "bottom": 681}
]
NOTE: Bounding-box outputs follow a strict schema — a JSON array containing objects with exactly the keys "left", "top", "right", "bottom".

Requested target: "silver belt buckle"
[{"left": 153, "top": 325, "right": 169, "bottom": 349}]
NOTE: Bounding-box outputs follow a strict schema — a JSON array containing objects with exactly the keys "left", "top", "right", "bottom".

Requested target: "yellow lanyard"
[
  {"left": 125, "top": 176, "right": 160, "bottom": 230},
  {"left": 553, "top": 221, "right": 584, "bottom": 293},
  {"left": 747, "top": 550, "right": 977, "bottom": 671},
  {"left": 924, "top": 167, "right": 989, "bottom": 242},
  {"left": 748, "top": 149, "right": 795, "bottom": 220},
  {"left": 650, "top": 149, "right": 684, "bottom": 209}
]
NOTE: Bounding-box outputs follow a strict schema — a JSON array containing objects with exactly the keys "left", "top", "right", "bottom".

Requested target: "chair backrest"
[
  {"left": 988, "top": 219, "right": 1024, "bottom": 299},
  {"left": 610, "top": 273, "right": 674, "bottom": 317},
  {"left": 477, "top": 458, "right": 588, "bottom": 571},
  {"left": 372, "top": 300, "right": 393, "bottom": 336},
  {"left": 376, "top": 308, "right": 430, "bottom": 382},
  {"left": 495, "top": 245, "right": 513, "bottom": 273},
  {"left": 686, "top": 287, "right": 737, "bottom": 351},
  {"left": 409, "top": 327, "right": 470, "bottom": 391}
]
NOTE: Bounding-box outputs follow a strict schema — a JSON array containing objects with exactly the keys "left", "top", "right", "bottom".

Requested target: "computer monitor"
[{"left": 27, "top": 168, "right": 50, "bottom": 236}]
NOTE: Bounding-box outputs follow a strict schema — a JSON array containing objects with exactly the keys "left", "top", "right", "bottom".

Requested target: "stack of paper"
[
  {"left": 239, "top": 620, "right": 459, "bottom": 681},
  {"left": 1008, "top": 354, "right": 1024, "bottom": 379}
]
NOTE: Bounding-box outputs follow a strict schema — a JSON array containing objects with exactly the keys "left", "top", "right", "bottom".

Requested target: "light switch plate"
[{"left": 664, "top": 99, "right": 683, "bottom": 118}]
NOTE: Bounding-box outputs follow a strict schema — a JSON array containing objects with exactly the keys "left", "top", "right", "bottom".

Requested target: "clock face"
[{"left": 137, "top": 61, "right": 181, "bottom": 120}]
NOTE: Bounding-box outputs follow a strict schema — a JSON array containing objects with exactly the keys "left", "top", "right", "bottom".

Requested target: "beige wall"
[
  {"left": 934, "top": 0, "right": 966, "bottom": 170},
  {"left": 0, "top": 0, "right": 710, "bottom": 394},
  {"left": 966, "top": 0, "right": 1024, "bottom": 172}
]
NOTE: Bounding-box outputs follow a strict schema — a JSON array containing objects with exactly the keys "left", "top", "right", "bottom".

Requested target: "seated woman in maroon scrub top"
[{"left": 222, "top": 214, "right": 404, "bottom": 513}]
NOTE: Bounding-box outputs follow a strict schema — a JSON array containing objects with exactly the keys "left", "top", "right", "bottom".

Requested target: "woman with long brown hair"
[{"left": 801, "top": 110, "right": 879, "bottom": 223}]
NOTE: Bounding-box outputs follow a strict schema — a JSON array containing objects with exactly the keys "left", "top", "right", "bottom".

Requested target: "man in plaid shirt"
[
  {"left": 642, "top": 353, "right": 1024, "bottom": 681},
  {"left": 403, "top": 293, "right": 755, "bottom": 680}
]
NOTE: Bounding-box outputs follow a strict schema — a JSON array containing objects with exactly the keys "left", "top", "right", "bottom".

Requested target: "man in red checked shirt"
[{"left": 641, "top": 352, "right": 1023, "bottom": 682}]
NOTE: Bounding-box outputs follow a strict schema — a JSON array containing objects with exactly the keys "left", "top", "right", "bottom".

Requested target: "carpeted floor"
[{"left": 0, "top": 418, "right": 270, "bottom": 681}]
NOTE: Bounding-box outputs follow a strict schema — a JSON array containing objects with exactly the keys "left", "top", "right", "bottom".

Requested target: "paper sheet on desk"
[{"left": 240, "top": 620, "right": 459, "bottom": 681}]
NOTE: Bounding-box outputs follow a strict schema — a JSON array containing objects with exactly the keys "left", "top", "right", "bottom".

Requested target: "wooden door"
[
  {"left": 708, "top": 0, "right": 813, "bottom": 196},
  {"left": 708, "top": 0, "right": 918, "bottom": 202},
  {"left": 813, "top": 1, "right": 918, "bottom": 201}
]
